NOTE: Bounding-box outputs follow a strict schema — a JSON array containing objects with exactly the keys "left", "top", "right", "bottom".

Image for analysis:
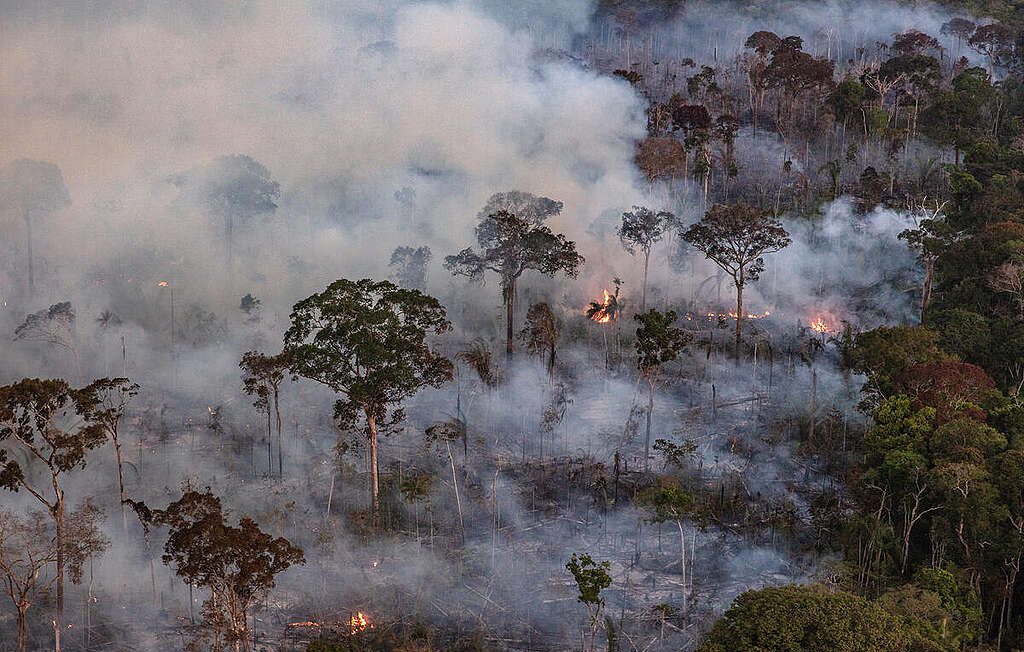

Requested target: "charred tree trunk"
[
  {"left": 641, "top": 250, "right": 650, "bottom": 313},
  {"left": 504, "top": 278, "right": 517, "bottom": 359},
  {"left": 644, "top": 377, "right": 655, "bottom": 472},
  {"left": 368, "top": 411, "right": 379, "bottom": 517},
  {"left": 734, "top": 275, "right": 744, "bottom": 359}
]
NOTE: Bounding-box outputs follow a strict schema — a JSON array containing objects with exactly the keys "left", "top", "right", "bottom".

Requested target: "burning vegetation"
[{"left": 8, "top": 2, "right": 1024, "bottom": 652}]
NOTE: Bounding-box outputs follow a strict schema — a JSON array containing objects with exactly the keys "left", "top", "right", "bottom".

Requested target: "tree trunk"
[
  {"left": 274, "top": 389, "right": 283, "bottom": 477},
  {"left": 921, "top": 258, "right": 934, "bottom": 324},
  {"left": 17, "top": 604, "right": 27, "bottom": 652},
  {"left": 676, "top": 520, "right": 688, "bottom": 617},
  {"left": 644, "top": 378, "right": 654, "bottom": 472},
  {"left": 113, "top": 434, "right": 127, "bottom": 529},
  {"left": 54, "top": 497, "right": 64, "bottom": 652},
  {"left": 445, "top": 439, "right": 465, "bottom": 542},
  {"left": 368, "top": 412, "right": 379, "bottom": 517},
  {"left": 734, "top": 278, "right": 744, "bottom": 359},
  {"left": 641, "top": 251, "right": 650, "bottom": 313},
  {"left": 504, "top": 278, "right": 517, "bottom": 358}
]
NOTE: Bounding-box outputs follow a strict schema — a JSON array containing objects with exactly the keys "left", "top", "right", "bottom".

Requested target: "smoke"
[{"left": 0, "top": 0, "right": 950, "bottom": 650}]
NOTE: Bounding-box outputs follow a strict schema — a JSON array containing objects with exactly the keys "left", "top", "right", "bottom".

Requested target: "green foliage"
[
  {"left": 699, "top": 585, "right": 924, "bottom": 652},
  {"left": 636, "top": 479, "right": 694, "bottom": 523},
  {"left": 283, "top": 278, "right": 453, "bottom": 429},
  {"left": 845, "top": 326, "right": 948, "bottom": 400},
  {"left": 633, "top": 309, "right": 692, "bottom": 378},
  {"left": 566, "top": 553, "right": 612, "bottom": 607}
]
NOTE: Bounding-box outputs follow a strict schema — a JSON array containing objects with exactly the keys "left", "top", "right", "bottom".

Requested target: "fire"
[
  {"left": 687, "top": 309, "right": 771, "bottom": 321},
  {"left": 157, "top": 281, "right": 169, "bottom": 287},
  {"left": 807, "top": 311, "right": 840, "bottom": 334},
  {"left": 350, "top": 612, "right": 372, "bottom": 635},
  {"left": 586, "top": 290, "right": 615, "bottom": 324}
]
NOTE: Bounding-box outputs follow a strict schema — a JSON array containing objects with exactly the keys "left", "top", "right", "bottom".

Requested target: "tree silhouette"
[
  {"left": 618, "top": 206, "right": 674, "bottom": 312},
  {"left": 0, "top": 159, "right": 70, "bottom": 292},
  {"left": 682, "top": 204, "right": 790, "bottom": 357},
  {"left": 445, "top": 192, "right": 583, "bottom": 357},
  {"left": 0, "top": 378, "right": 110, "bottom": 652}
]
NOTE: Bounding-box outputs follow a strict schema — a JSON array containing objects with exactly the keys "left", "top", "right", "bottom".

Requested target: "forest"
[{"left": 5, "top": 0, "right": 1024, "bottom": 650}]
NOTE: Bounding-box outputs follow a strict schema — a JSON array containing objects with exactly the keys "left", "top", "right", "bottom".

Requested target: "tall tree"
[
  {"left": 682, "top": 204, "right": 790, "bottom": 357},
  {"left": 170, "top": 154, "right": 280, "bottom": 276},
  {"left": 73, "top": 378, "right": 138, "bottom": 527},
  {"left": 566, "top": 553, "right": 612, "bottom": 652},
  {"left": 129, "top": 489, "right": 304, "bottom": 652},
  {"left": 239, "top": 351, "right": 290, "bottom": 477},
  {"left": 899, "top": 206, "right": 955, "bottom": 323},
  {"left": 634, "top": 309, "right": 692, "bottom": 471},
  {"left": 389, "top": 245, "right": 432, "bottom": 291},
  {"left": 283, "top": 279, "right": 453, "bottom": 514},
  {"left": 0, "top": 379, "right": 109, "bottom": 652},
  {"left": 618, "top": 206, "right": 674, "bottom": 312},
  {"left": 638, "top": 480, "right": 695, "bottom": 615},
  {"left": 0, "top": 159, "right": 70, "bottom": 292},
  {"left": 445, "top": 192, "right": 584, "bottom": 357}
]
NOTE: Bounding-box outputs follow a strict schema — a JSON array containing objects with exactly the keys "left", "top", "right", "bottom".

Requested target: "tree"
[
  {"left": 73, "top": 378, "right": 138, "bottom": 526},
  {"left": 0, "top": 159, "right": 70, "bottom": 292},
  {"left": 682, "top": 204, "right": 791, "bottom": 356},
  {"left": 699, "top": 585, "right": 923, "bottom": 652},
  {"left": 520, "top": 302, "right": 559, "bottom": 376},
  {"left": 0, "top": 378, "right": 109, "bottom": 652},
  {"left": 129, "top": 489, "right": 304, "bottom": 651},
  {"left": 566, "top": 553, "right": 611, "bottom": 652},
  {"left": 445, "top": 193, "right": 584, "bottom": 357},
  {"left": 845, "top": 326, "right": 949, "bottom": 401},
  {"left": 0, "top": 505, "right": 107, "bottom": 652},
  {"left": 634, "top": 309, "right": 692, "bottom": 471},
  {"left": 899, "top": 204, "right": 955, "bottom": 323},
  {"left": 637, "top": 480, "right": 695, "bottom": 616},
  {"left": 389, "top": 246, "right": 432, "bottom": 291},
  {"left": 14, "top": 302, "right": 79, "bottom": 376},
  {"left": 240, "top": 351, "right": 290, "bottom": 478},
  {"left": 283, "top": 279, "right": 453, "bottom": 514},
  {"left": 170, "top": 154, "right": 280, "bottom": 275},
  {"left": 618, "top": 206, "right": 674, "bottom": 312}
]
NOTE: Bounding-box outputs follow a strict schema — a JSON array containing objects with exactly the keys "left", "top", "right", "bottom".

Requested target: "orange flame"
[
  {"left": 157, "top": 281, "right": 169, "bottom": 287},
  {"left": 587, "top": 290, "right": 614, "bottom": 324},
  {"left": 350, "top": 612, "right": 372, "bottom": 635}
]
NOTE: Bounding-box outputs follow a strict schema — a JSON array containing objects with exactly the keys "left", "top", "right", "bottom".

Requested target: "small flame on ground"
[
  {"left": 686, "top": 309, "right": 771, "bottom": 321},
  {"left": 350, "top": 612, "right": 372, "bottom": 635},
  {"left": 157, "top": 281, "right": 169, "bottom": 287}
]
